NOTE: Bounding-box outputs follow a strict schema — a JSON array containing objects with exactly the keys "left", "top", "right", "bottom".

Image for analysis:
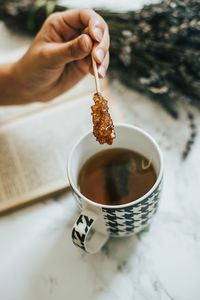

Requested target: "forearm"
[{"left": 0, "top": 63, "right": 29, "bottom": 105}]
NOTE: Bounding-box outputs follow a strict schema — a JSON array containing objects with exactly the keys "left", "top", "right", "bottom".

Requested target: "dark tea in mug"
[{"left": 78, "top": 148, "right": 157, "bottom": 206}]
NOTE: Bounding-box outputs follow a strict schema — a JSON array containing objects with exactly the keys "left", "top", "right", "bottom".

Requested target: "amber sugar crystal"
[{"left": 91, "top": 92, "right": 116, "bottom": 145}]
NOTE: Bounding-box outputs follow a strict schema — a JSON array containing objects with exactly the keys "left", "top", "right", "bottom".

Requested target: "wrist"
[
  {"left": 10, "top": 61, "right": 32, "bottom": 104},
  {"left": 0, "top": 62, "right": 31, "bottom": 105}
]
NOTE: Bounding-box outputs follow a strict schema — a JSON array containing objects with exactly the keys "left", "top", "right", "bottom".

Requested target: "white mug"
[{"left": 67, "top": 123, "right": 164, "bottom": 254}]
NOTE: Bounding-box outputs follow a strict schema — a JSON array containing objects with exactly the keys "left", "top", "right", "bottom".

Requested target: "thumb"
[{"left": 49, "top": 34, "right": 93, "bottom": 65}]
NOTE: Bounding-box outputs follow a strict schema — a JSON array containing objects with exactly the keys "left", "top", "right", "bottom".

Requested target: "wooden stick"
[{"left": 92, "top": 56, "right": 101, "bottom": 93}]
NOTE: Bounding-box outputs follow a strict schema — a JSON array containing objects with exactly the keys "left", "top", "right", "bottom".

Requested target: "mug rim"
[{"left": 67, "top": 123, "right": 164, "bottom": 209}]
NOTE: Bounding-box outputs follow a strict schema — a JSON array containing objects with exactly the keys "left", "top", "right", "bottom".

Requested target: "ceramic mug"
[{"left": 67, "top": 123, "right": 164, "bottom": 254}]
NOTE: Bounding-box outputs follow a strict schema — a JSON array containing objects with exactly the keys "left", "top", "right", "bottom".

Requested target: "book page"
[{"left": 0, "top": 78, "right": 123, "bottom": 213}]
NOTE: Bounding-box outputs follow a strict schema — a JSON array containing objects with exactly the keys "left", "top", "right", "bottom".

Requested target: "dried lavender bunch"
[
  {"left": 103, "top": 0, "right": 200, "bottom": 118},
  {"left": 0, "top": 0, "right": 200, "bottom": 117}
]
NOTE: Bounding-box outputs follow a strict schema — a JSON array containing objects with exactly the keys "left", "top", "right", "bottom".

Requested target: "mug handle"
[{"left": 72, "top": 209, "right": 108, "bottom": 254}]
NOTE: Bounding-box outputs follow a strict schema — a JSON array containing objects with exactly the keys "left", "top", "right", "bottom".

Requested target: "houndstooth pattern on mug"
[{"left": 102, "top": 180, "right": 162, "bottom": 236}]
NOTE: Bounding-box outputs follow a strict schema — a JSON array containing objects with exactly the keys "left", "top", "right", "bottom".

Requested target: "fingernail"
[
  {"left": 98, "top": 65, "right": 105, "bottom": 77},
  {"left": 93, "top": 27, "right": 103, "bottom": 42},
  {"left": 95, "top": 48, "right": 104, "bottom": 63}
]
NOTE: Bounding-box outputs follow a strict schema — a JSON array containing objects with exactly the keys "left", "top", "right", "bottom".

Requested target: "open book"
[{"left": 0, "top": 75, "right": 123, "bottom": 213}]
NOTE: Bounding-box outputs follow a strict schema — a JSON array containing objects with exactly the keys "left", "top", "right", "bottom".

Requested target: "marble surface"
[{"left": 0, "top": 1, "right": 200, "bottom": 299}]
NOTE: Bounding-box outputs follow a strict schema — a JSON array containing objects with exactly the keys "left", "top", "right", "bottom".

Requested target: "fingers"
[
  {"left": 60, "top": 8, "right": 106, "bottom": 33},
  {"left": 98, "top": 52, "right": 109, "bottom": 78},
  {"left": 92, "top": 27, "right": 110, "bottom": 63},
  {"left": 43, "top": 8, "right": 108, "bottom": 43},
  {"left": 46, "top": 33, "right": 93, "bottom": 65},
  {"left": 41, "top": 9, "right": 110, "bottom": 75},
  {"left": 65, "top": 34, "right": 93, "bottom": 63},
  {"left": 89, "top": 51, "right": 109, "bottom": 78},
  {"left": 60, "top": 9, "right": 110, "bottom": 61},
  {"left": 74, "top": 56, "right": 92, "bottom": 76}
]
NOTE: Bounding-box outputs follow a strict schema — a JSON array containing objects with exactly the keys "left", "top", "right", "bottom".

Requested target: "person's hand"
[{"left": 2, "top": 8, "right": 110, "bottom": 104}]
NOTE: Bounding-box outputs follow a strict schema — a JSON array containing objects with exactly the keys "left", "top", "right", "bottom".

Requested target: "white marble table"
[{"left": 0, "top": 1, "right": 200, "bottom": 299}]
